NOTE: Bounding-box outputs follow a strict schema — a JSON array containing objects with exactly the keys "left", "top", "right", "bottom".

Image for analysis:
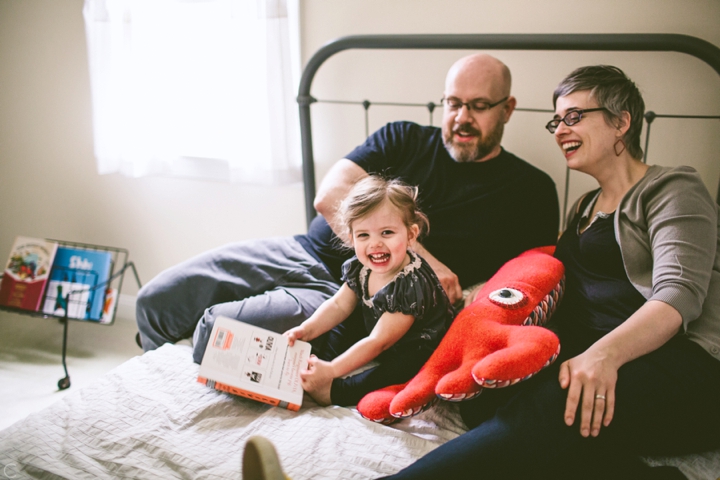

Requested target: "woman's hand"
[
  {"left": 558, "top": 301, "right": 682, "bottom": 438},
  {"left": 558, "top": 348, "right": 618, "bottom": 438},
  {"left": 300, "top": 355, "right": 334, "bottom": 406}
]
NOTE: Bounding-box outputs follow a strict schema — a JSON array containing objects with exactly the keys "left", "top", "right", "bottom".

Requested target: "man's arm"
[
  {"left": 314, "top": 159, "right": 368, "bottom": 240},
  {"left": 413, "top": 243, "right": 463, "bottom": 305}
]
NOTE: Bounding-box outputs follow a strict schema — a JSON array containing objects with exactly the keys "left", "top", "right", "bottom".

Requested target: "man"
[{"left": 136, "top": 53, "right": 560, "bottom": 364}]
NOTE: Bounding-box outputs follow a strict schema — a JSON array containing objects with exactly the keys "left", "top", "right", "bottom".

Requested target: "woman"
[{"left": 383, "top": 66, "right": 720, "bottom": 479}]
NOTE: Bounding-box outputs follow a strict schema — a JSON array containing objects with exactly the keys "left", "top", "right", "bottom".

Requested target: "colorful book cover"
[
  {"left": 100, "top": 287, "right": 118, "bottom": 325},
  {"left": 197, "top": 316, "right": 311, "bottom": 411},
  {"left": 42, "top": 247, "right": 113, "bottom": 321},
  {"left": 0, "top": 237, "right": 58, "bottom": 311}
]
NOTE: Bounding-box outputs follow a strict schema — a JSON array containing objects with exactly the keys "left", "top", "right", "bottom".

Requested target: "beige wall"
[{"left": 1, "top": 0, "right": 719, "bottom": 298}]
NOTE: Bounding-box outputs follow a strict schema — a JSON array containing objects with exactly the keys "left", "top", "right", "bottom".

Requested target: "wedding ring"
[{"left": 595, "top": 394, "right": 606, "bottom": 401}]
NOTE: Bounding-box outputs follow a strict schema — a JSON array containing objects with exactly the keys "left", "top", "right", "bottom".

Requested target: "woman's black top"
[{"left": 553, "top": 190, "right": 647, "bottom": 337}]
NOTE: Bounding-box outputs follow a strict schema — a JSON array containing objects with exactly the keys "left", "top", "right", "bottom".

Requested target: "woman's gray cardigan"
[{"left": 568, "top": 165, "right": 720, "bottom": 361}]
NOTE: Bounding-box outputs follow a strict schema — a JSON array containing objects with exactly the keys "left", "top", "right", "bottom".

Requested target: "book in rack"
[
  {"left": 0, "top": 237, "right": 136, "bottom": 327},
  {"left": 197, "top": 316, "right": 311, "bottom": 411},
  {"left": 0, "top": 237, "right": 140, "bottom": 390},
  {"left": 42, "top": 246, "right": 113, "bottom": 322},
  {"left": 0, "top": 236, "right": 58, "bottom": 312}
]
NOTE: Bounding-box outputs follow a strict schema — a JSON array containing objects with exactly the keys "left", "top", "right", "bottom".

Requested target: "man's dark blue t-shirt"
[{"left": 296, "top": 121, "right": 560, "bottom": 287}]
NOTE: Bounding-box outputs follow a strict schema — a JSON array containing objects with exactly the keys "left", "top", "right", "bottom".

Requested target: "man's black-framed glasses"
[
  {"left": 545, "top": 108, "right": 607, "bottom": 133},
  {"left": 441, "top": 96, "right": 508, "bottom": 113}
]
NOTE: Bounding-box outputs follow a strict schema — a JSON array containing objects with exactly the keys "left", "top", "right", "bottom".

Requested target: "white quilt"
[
  {"left": 0, "top": 344, "right": 466, "bottom": 479},
  {"left": 1, "top": 344, "right": 718, "bottom": 479}
]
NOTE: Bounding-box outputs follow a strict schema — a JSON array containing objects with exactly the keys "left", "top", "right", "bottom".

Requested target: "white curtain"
[{"left": 83, "top": 0, "right": 302, "bottom": 184}]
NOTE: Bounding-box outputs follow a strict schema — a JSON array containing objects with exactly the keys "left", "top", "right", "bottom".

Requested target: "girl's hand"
[
  {"left": 300, "top": 355, "right": 333, "bottom": 405},
  {"left": 283, "top": 325, "right": 306, "bottom": 346},
  {"left": 558, "top": 348, "right": 618, "bottom": 438}
]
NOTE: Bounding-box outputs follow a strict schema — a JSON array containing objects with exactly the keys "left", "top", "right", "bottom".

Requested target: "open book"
[{"left": 197, "top": 316, "right": 311, "bottom": 411}]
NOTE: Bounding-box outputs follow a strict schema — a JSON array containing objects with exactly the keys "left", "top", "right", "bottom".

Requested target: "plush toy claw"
[
  {"left": 355, "top": 383, "right": 438, "bottom": 425},
  {"left": 357, "top": 246, "right": 564, "bottom": 424}
]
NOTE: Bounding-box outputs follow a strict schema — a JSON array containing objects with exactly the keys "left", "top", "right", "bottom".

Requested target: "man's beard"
[{"left": 443, "top": 122, "right": 504, "bottom": 163}]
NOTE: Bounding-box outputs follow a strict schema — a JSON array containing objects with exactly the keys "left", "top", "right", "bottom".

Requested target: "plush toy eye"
[{"left": 488, "top": 288, "right": 527, "bottom": 308}]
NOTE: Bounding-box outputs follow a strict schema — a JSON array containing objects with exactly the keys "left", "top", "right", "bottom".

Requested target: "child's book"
[
  {"left": 0, "top": 236, "right": 58, "bottom": 312},
  {"left": 42, "top": 246, "right": 113, "bottom": 321},
  {"left": 100, "top": 287, "right": 118, "bottom": 325},
  {"left": 197, "top": 316, "right": 311, "bottom": 411}
]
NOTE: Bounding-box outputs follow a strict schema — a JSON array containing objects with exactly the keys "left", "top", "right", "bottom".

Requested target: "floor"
[{"left": 0, "top": 296, "right": 149, "bottom": 432}]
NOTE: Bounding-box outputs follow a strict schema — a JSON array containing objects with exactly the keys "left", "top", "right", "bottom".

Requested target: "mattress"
[{"left": 1, "top": 343, "right": 718, "bottom": 479}]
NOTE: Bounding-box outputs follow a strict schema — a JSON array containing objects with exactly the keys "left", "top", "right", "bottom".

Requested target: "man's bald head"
[{"left": 445, "top": 54, "right": 512, "bottom": 100}]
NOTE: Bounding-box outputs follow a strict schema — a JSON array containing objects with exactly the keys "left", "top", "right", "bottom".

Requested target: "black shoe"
[{"left": 135, "top": 332, "right": 143, "bottom": 349}]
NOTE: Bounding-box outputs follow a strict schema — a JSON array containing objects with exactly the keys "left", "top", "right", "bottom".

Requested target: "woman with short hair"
[{"left": 384, "top": 65, "right": 720, "bottom": 480}]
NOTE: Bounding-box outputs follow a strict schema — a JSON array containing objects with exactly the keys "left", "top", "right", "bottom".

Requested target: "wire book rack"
[{"left": 0, "top": 239, "right": 142, "bottom": 390}]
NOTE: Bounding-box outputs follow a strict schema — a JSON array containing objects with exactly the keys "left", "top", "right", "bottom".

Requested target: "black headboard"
[{"left": 297, "top": 33, "right": 720, "bottom": 228}]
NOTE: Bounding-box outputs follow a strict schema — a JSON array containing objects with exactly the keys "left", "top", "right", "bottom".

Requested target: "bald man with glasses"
[{"left": 311, "top": 54, "right": 558, "bottom": 307}]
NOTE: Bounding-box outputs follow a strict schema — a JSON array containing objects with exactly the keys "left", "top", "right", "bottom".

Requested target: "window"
[{"left": 83, "top": 0, "right": 301, "bottom": 184}]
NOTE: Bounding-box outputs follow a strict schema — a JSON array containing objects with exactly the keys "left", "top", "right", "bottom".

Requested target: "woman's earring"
[{"left": 614, "top": 138, "right": 626, "bottom": 156}]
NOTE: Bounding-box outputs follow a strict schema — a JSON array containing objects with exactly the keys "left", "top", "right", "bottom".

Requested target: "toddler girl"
[{"left": 284, "top": 176, "right": 455, "bottom": 406}]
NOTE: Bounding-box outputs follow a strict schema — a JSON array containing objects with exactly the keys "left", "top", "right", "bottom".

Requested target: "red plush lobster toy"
[{"left": 357, "top": 246, "right": 565, "bottom": 424}]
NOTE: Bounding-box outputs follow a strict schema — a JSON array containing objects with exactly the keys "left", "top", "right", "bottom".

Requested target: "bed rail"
[{"left": 297, "top": 33, "right": 720, "bottom": 228}]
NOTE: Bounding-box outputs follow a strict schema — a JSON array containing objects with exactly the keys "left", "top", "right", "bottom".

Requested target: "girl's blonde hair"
[{"left": 336, "top": 176, "right": 429, "bottom": 247}]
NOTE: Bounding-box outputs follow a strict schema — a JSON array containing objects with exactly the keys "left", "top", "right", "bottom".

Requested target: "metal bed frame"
[{"left": 297, "top": 33, "right": 720, "bottom": 229}]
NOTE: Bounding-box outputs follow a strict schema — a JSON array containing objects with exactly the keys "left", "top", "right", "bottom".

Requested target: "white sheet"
[
  {"left": 1, "top": 344, "right": 718, "bottom": 479},
  {"left": 0, "top": 344, "right": 465, "bottom": 479}
]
